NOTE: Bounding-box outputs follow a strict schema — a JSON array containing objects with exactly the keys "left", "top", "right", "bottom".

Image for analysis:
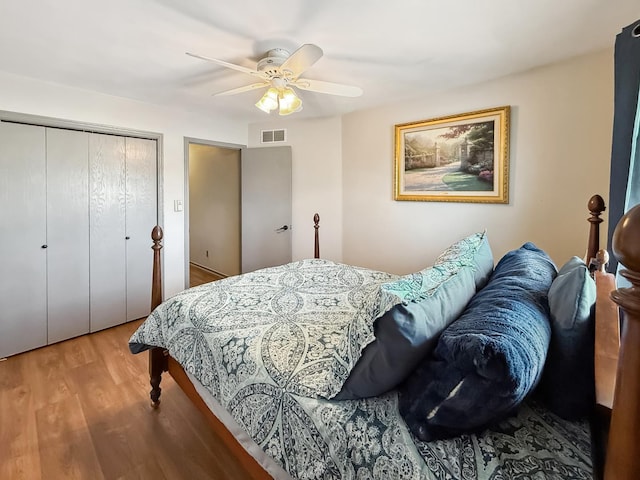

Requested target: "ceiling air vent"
[{"left": 261, "top": 129, "right": 287, "bottom": 143}]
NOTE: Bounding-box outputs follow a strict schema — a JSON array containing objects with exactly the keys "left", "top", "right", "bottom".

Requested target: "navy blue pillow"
[{"left": 399, "top": 243, "right": 556, "bottom": 441}]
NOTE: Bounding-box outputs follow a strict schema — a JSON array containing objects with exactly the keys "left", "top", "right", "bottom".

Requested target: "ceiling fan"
[{"left": 186, "top": 44, "right": 363, "bottom": 115}]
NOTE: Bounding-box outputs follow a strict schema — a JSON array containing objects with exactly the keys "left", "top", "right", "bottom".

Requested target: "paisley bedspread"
[{"left": 129, "top": 259, "right": 592, "bottom": 479}]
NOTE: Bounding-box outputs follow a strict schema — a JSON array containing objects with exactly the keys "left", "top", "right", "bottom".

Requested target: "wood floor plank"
[
  {"left": 21, "top": 344, "right": 72, "bottom": 411},
  {"left": 164, "top": 382, "right": 255, "bottom": 479},
  {"left": 115, "top": 459, "right": 167, "bottom": 480},
  {"left": 145, "top": 384, "right": 235, "bottom": 479},
  {"left": 190, "top": 263, "right": 224, "bottom": 287},
  {"left": 65, "top": 359, "right": 140, "bottom": 480},
  {"left": 1, "top": 320, "right": 255, "bottom": 480},
  {"left": 88, "top": 321, "right": 146, "bottom": 386},
  {"left": 0, "top": 356, "right": 24, "bottom": 390},
  {"left": 36, "top": 395, "right": 105, "bottom": 480},
  {"left": 58, "top": 333, "right": 99, "bottom": 369},
  {"left": 0, "top": 385, "right": 41, "bottom": 480},
  {"left": 113, "top": 372, "right": 251, "bottom": 479}
]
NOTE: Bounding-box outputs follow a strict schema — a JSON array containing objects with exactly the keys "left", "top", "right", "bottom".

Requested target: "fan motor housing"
[{"left": 257, "top": 48, "right": 290, "bottom": 76}]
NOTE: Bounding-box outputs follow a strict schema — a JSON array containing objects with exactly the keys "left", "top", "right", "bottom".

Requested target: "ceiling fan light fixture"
[
  {"left": 278, "top": 87, "right": 303, "bottom": 116},
  {"left": 190, "top": 44, "right": 363, "bottom": 114},
  {"left": 255, "top": 87, "right": 279, "bottom": 113}
]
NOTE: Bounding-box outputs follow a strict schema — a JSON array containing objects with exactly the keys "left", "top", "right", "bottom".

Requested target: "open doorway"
[
  {"left": 184, "top": 139, "right": 293, "bottom": 288},
  {"left": 185, "top": 139, "right": 242, "bottom": 288}
]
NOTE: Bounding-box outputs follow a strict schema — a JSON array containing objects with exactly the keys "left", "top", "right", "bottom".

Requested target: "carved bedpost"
[
  {"left": 151, "top": 225, "right": 163, "bottom": 312},
  {"left": 604, "top": 204, "right": 640, "bottom": 479},
  {"left": 314, "top": 213, "right": 320, "bottom": 259},
  {"left": 587, "top": 194, "right": 606, "bottom": 268},
  {"left": 150, "top": 348, "right": 166, "bottom": 408},
  {"left": 149, "top": 225, "right": 167, "bottom": 408}
]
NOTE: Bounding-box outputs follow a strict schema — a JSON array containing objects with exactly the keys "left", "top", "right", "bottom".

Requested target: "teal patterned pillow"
[
  {"left": 380, "top": 231, "right": 493, "bottom": 304},
  {"left": 335, "top": 232, "right": 493, "bottom": 399},
  {"left": 435, "top": 231, "right": 494, "bottom": 289}
]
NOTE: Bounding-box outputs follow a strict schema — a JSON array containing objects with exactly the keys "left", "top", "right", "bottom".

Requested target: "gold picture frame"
[{"left": 394, "top": 106, "right": 510, "bottom": 203}]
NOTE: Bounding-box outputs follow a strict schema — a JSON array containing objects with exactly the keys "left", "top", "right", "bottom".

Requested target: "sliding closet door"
[
  {"left": 0, "top": 122, "right": 47, "bottom": 357},
  {"left": 46, "top": 128, "right": 90, "bottom": 343},
  {"left": 125, "top": 137, "right": 157, "bottom": 321},
  {"left": 90, "top": 133, "right": 127, "bottom": 332}
]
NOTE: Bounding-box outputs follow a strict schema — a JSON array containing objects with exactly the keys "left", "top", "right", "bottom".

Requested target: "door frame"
[{"left": 183, "top": 137, "right": 245, "bottom": 288}]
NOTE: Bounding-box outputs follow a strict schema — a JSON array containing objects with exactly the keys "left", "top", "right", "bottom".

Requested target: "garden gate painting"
[{"left": 394, "top": 106, "right": 510, "bottom": 203}]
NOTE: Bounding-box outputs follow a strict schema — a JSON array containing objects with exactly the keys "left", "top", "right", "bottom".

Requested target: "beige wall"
[
  {"left": 189, "top": 144, "right": 241, "bottom": 277},
  {"left": 0, "top": 47, "right": 616, "bottom": 290},
  {"left": 341, "top": 49, "right": 614, "bottom": 274},
  {"left": 248, "top": 117, "right": 343, "bottom": 262}
]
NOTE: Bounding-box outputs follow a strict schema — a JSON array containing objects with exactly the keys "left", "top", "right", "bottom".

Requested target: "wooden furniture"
[
  {"left": 604, "top": 204, "right": 640, "bottom": 479},
  {"left": 144, "top": 197, "right": 640, "bottom": 479},
  {"left": 0, "top": 121, "right": 157, "bottom": 358},
  {"left": 148, "top": 215, "right": 321, "bottom": 479},
  {"left": 589, "top": 194, "right": 620, "bottom": 414},
  {"left": 594, "top": 259, "right": 620, "bottom": 412},
  {"left": 590, "top": 203, "right": 620, "bottom": 479}
]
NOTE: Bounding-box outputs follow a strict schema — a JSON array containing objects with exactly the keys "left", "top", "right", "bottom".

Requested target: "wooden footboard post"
[
  {"left": 587, "top": 194, "right": 606, "bottom": 267},
  {"left": 150, "top": 347, "right": 167, "bottom": 408},
  {"left": 149, "top": 225, "right": 167, "bottom": 408},
  {"left": 314, "top": 213, "right": 320, "bottom": 259},
  {"left": 151, "top": 225, "right": 163, "bottom": 312},
  {"left": 604, "top": 204, "right": 640, "bottom": 479}
]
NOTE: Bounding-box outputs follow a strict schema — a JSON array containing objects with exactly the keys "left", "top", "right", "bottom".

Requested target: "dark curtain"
[{"left": 607, "top": 19, "right": 640, "bottom": 272}]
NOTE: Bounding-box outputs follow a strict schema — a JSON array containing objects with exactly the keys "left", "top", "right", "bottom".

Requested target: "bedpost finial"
[
  {"left": 586, "top": 194, "right": 606, "bottom": 267},
  {"left": 152, "top": 225, "right": 163, "bottom": 243},
  {"left": 588, "top": 194, "right": 606, "bottom": 217},
  {"left": 595, "top": 249, "right": 609, "bottom": 273},
  {"left": 313, "top": 213, "right": 320, "bottom": 259}
]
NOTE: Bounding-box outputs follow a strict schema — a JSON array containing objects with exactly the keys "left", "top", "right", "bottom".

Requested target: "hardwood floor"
[
  {"left": 0, "top": 320, "right": 253, "bottom": 479},
  {"left": 190, "top": 263, "right": 225, "bottom": 287}
]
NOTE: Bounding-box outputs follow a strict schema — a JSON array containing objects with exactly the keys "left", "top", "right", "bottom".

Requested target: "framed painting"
[{"left": 394, "top": 106, "right": 510, "bottom": 203}]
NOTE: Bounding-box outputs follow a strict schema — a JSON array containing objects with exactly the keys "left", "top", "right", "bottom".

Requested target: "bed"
[{"left": 129, "top": 195, "right": 640, "bottom": 479}]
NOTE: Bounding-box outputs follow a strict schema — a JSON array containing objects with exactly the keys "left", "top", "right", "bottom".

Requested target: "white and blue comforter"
[{"left": 129, "top": 259, "right": 592, "bottom": 479}]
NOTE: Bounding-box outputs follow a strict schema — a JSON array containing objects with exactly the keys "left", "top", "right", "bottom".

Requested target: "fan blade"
[
  {"left": 280, "top": 44, "right": 323, "bottom": 78},
  {"left": 186, "top": 52, "right": 265, "bottom": 78},
  {"left": 213, "top": 82, "right": 270, "bottom": 96},
  {"left": 292, "top": 78, "right": 363, "bottom": 97}
]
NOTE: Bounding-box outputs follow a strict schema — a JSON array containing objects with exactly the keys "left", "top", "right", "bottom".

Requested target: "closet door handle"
[
  {"left": 41, "top": 245, "right": 48, "bottom": 249},
  {"left": 125, "top": 236, "right": 131, "bottom": 240}
]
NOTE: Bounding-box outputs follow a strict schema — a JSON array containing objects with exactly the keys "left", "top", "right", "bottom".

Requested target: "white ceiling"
[{"left": 0, "top": 1, "right": 637, "bottom": 123}]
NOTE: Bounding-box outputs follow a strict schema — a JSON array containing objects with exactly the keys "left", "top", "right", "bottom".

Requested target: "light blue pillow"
[
  {"left": 399, "top": 243, "right": 555, "bottom": 441},
  {"left": 540, "top": 257, "right": 596, "bottom": 420},
  {"left": 335, "top": 232, "right": 493, "bottom": 400}
]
